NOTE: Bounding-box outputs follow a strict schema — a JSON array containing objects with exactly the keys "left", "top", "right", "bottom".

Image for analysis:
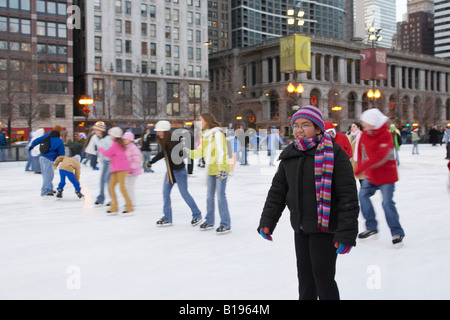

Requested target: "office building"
[
  {"left": 435, "top": 0, "right": 450, "bottom": 58},
  {"left": 72, "top": 0, "right": 210, "bottom": 135},
  {"left": 0, "top": 0, "right": 74, "bottom": 141},
  {"left": 354, "top": 0, "right": 396, "bottom": 49}
]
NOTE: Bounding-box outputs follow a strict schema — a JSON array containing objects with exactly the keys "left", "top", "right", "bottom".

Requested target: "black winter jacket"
[
  {"left": 149, "top": 141, "right": 186, "bottom": 183},
  {"left": 258, "top": 142, "right": 359, "bottom": 246}
]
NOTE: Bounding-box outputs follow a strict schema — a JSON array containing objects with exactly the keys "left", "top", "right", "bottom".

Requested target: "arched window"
[{"left": 347, "top": 92, "right": 356, "bottom": 119}]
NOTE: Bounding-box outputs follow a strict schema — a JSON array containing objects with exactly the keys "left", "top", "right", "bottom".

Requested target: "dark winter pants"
[{"left": 294, "top": 230, "right": 339, "bottom": 300}]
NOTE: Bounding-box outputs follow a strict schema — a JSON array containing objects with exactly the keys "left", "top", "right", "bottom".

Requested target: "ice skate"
[
  {"left": 392, "top": 235, "right": 404, "bottom": 248},
  {"left": 56, "top": 189, "right": 63, "bottom": 200},
  {"left": 121, "top": 210, "right": 135, "bottom": 217},
  {"left": 199, "top": 222, "right": 214, "bottom": 231},
  {"left": 156, "top": 218, "right": 172, "bottom": 227},
  {"left": 216, "top": 225, "right": 231, "bottom": 235},
  {"left": 358, "top": 230, "right": 378, "bottom": 240},
  {"left": 191, "top": 218, "right": 203, "bottom": 226},
  {"left": 75, "top": 190, "right": 84, "bottom": 200}
]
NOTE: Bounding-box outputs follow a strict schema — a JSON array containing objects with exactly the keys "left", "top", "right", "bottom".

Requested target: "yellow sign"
[{"left": 280, "top": 34, "right": 311, "bottom": 73}]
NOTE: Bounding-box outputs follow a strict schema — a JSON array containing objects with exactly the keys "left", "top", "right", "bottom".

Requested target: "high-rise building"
[
  {"left": 206, "top": 0, "right": 230, "bottom": 53},
  {"left": 0, "top": 0, "right": 74, "bottom": 140},
  {"left": 354, "top": 0, "right": 397, "bottom": 48},
  {"left": 231, "top": 0, "right": 348, "bottom": 48},
  {"left": 72, "top": 0, "right": 209, "bottom": 133},
  {"left": 434, "top": 0, "right": 450, "bottom": 58},
  {"left": 399, "top": 11, "right": 434, "bottom": 56}
]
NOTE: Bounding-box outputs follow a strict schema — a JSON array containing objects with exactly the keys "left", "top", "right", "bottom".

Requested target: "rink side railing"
[{"left": 0, "top": 144, "right": 83, "bottom": 162}]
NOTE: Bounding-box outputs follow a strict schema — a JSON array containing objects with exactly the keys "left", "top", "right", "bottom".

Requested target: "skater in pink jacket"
[
  {"left": 122, "top": 131, "right": 143, "bottom": 205},
  {"left": 98, "top": 127, "right": 133, "bottom": 215}
]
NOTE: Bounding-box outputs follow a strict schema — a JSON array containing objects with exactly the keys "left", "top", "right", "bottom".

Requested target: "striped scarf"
[{"left": 294, "top": 132, "right": 334, "bottom": 231}]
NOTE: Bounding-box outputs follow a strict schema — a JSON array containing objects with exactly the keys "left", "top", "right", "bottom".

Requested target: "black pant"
[
  {"left": 446, "top": 142, "right": 450, "bottom": 159},
  {"left": 294, "top": 230, "right": 339, "bottom": 300}
]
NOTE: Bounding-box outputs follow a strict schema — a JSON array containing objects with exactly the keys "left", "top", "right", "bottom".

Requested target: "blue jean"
[
  {"left": 206, "top": 174, "right": 231, "bottom": 228},
  {"left": 142, "top": 151, "right": 152, "bottom": 172},
  {"left": 96, "top": 160, "right": 111, "bottom": 204},
  {"left": 163, "top": 168, "right": 201, "bottom": 223},
  {"left": 39, "top": 156, "right": 55, "bottom": 196},
  {"left": 58, "top": 169, "right": 81, "bottom": 191},
  {"left": 412, "top": 141, "right": 419, "bottom": 154},
  {"left": 25, "top": 148, "right": 33, "bottom": 171},
  {"left": 359, "top": 179, "right": 405, "bottom": 237}
]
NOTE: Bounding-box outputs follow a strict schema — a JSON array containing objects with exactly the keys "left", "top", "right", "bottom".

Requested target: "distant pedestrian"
[
  {"left": 443, "top": 127, "right": 450, "bottom": 160},
  {"left": 0, "top": 129, "right": 8, "bottom": 162},
  {"left": 122, "top": 131, "right": 142, "bottom": 207},
  {"left": 411, "top": 127, "right": 420, "bottom": 154},
  {"left": 389, "top": 124, "right": 402, "bottom": 166},
  {"left": 94, "top": 125, "right": 112, "bottom": 206},
  {"left": 30, "top": 125, "right": 65, "bottom": 198},
  {"left": 348, "top": 122, "right": 364, "bottom": 183},
  {"left": 355, "top": 109, "right": 405, "bottom": 248},
  {"left": 429, "top": 126, "right": 439, "bottom": 146},
  {"left": 140, "top": 127, "right": 154, "bottom": 173}
]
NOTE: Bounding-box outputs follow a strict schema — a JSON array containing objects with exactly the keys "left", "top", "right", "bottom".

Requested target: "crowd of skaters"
[{"left": 16, "top": 106, "right": 450, "bottom": 300}]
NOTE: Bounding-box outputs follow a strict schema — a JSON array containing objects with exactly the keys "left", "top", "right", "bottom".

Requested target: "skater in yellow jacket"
[{"left": 186, "top": 113, "right": 231, "bottom": 234}]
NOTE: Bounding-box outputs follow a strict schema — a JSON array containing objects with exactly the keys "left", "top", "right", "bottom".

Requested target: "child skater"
[
  {"left": 258, "top": 105, "right": 359, "bottom": 300},
  {"left": 98, "top": 127, "right": 133, "bottom": 215},
  {"left": 122, "top": 131, "right": 143, "bottom": 207},
  {"left": 53, "top": 155, "right": 84, "bottom": 199}
]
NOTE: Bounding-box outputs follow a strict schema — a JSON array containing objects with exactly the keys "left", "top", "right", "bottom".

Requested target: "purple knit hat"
[{"left": 290, "top": 105, "right": 325, "bottom": 132}]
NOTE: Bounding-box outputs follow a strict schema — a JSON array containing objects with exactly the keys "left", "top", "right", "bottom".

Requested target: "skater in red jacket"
[
  {"left": 324, "top": 121, "right": 353, "bottom": 159},
  {"left": 355, "top": 109, "right": 405, "bottom": 248}
]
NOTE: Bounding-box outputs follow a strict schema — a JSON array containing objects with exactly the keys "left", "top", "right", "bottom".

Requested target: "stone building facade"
[{"left": 209, "top": 34, "right": 450, "bottom": 136}]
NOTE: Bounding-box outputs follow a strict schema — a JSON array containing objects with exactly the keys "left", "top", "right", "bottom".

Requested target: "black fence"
[{"left": 0, "top": 144, "right": 83, "bottom": 162}]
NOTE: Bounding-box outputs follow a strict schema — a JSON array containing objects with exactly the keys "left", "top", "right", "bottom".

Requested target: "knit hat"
[
  {"left": 73, "top": 155, "right": 81, "bottom": 163},
  {"left": 122, "top": 131, "right": 134, "bottom": 141},
  {"left": 360, "top": 108, "right": 388, "bottom": 130},
  {"left": 108, "top": 127, "right": 123, "bottom": 138},
  {"left": 93, "top": 121, "right": 106, "bottom": 132},
  {"left": 290, "top": 105, "right": 325, "bottom": 132},
  {"left": 324, "top": 121, "right": 336, "bottom": 135}
]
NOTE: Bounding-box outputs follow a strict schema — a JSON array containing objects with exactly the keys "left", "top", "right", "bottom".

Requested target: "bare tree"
[{"left": 209, "top": 50, "right": 245, "bottom": 125}]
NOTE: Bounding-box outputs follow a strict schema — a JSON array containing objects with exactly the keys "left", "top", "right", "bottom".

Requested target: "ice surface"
[{"left": 0, "top": 144, "right": 449, "bottom": 300}]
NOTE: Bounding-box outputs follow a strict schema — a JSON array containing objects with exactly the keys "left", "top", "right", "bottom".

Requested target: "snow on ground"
[{"left": 0, "top": 144, "right": 449, "bottom": 300}]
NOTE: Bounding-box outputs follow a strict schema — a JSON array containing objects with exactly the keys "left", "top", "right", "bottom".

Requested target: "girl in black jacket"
[
  {"left": 146, "top": 121, "right": 202, "bottom": 227},
  {"left": 258, "top": 106, "right": 359, "bottom": 300}
]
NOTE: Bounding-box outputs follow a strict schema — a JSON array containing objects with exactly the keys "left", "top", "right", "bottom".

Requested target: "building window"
[
  {"left": 142, "top": 81, "right": 157, "bottom": 116},
  {"left": 40, "top": 104, "right": 50, "bottom": 118},
  {"left": 116, "top": 80, "right": 132, "bottom": 115},
  {"left": 166, "top": 83, "right": 180, "bottom": 116},
  {"left": 55, "top": 104, "right": 65, "bottom": 118}
]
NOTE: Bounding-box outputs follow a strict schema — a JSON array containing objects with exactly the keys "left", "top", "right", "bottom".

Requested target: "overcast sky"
[{"left": 397, "top": 0, "right": 407, "bottom": 21}]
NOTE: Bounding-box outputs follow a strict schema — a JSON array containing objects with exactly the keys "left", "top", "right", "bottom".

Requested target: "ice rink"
[{"left": 0, "top": 143, "right": 449, "bottom": 300}]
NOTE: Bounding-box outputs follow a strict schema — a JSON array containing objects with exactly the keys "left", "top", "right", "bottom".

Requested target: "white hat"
[
  {"left": 108, "top": 127, "right": 123, "bottom": 138},
  {"left": 73, "top": 155, "right": 81, "bottom": 163},
  {"left": 154, "top": 120, "right": 171, "bottom": 132},
  {"left": 360, "top": 108, "right": 388, "bottom": 130}
]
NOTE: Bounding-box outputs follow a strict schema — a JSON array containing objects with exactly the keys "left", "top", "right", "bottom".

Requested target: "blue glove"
[
  {"left": 335, "top": 242, "right": 352, "bottom": 254},
  {"left": 259, "top": 227, "right": 273, "bottom": 241}
]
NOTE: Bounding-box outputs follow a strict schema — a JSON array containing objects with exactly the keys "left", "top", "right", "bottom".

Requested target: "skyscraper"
[
  {"left": 231, "top": 0, "right": 347, "bottom": 48},
  {"left": 72, "top": 0, "right": 209, "bottom": 132},
  {"left": 354, "top": 0, "right": 396, "bottom": 48},
  {"left": 435, "top": 0, "right": 450, "bottom": 58}
]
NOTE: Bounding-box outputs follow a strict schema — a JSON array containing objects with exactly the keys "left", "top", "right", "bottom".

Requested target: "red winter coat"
[
  {"left": 334, "top": 132, "right": 353, "bottom": 159},
  {"left": 355, "top": 123, "right": 398, "bottom": 185}
]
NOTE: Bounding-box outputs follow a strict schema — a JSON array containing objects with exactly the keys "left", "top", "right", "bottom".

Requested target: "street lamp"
[
  {"left": 367, "top": 25, "right": 382, "bottom": 108},
  {"left": 287, "top": 7, "right": 305, "bottom": 34},
  {"left": 79, "top": 96, "right": 94, "bottom": 118}
]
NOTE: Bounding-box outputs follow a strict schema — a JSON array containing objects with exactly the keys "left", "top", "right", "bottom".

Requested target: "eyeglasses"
[{"left": 292, "top": 123, "right": 314, "bottom": 131}]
